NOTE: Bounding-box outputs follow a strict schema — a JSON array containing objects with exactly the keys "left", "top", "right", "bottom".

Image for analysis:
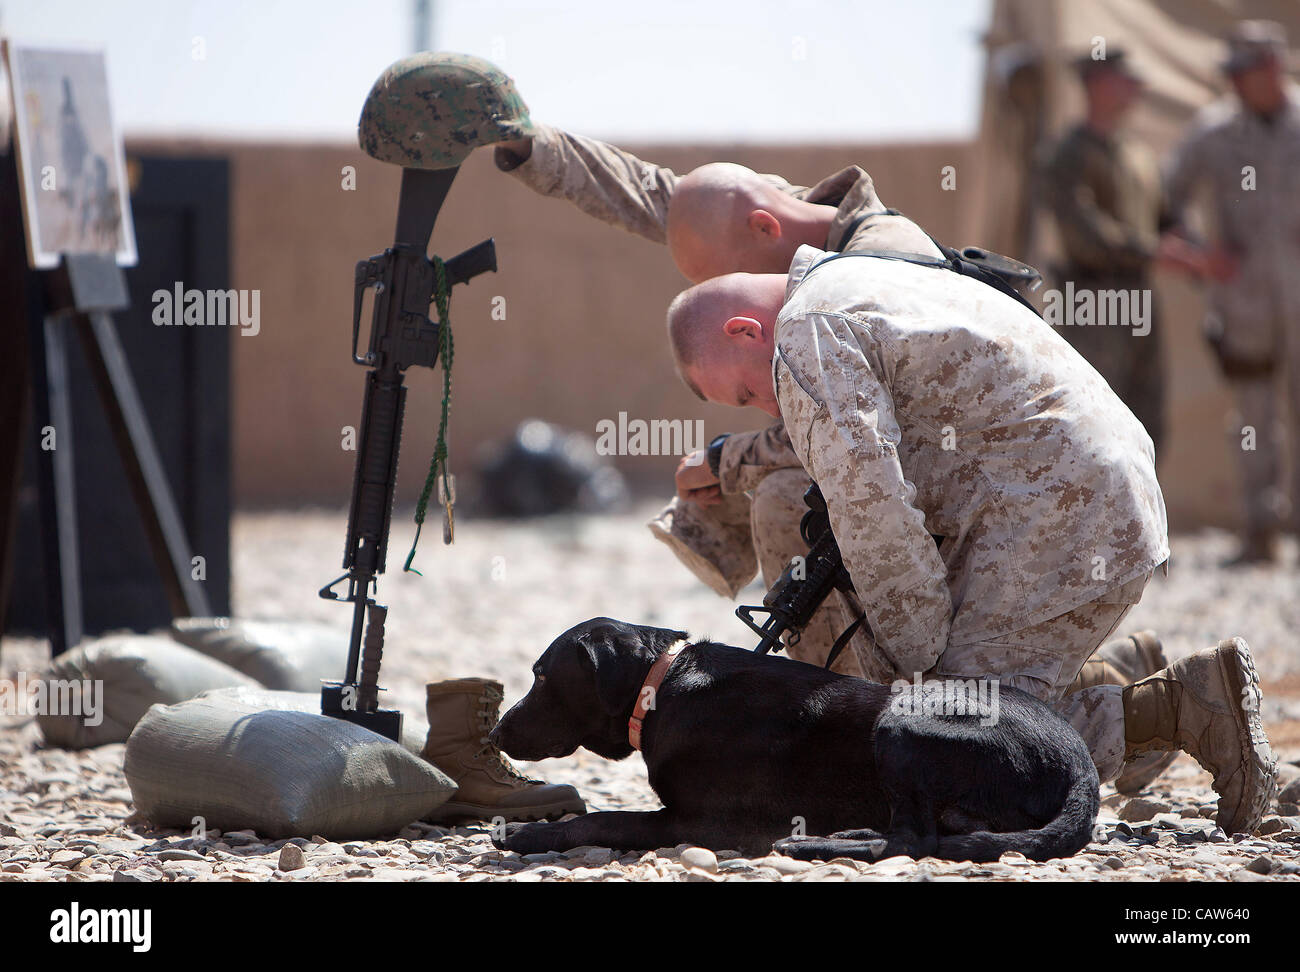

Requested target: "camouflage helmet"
[{"left": 358, "top": 52, "right": 535, "bottom": 169}]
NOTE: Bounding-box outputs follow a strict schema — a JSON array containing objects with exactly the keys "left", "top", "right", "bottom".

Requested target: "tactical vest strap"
[{"left": 826, "top": 208, "right": 1042, "bottom": 317}]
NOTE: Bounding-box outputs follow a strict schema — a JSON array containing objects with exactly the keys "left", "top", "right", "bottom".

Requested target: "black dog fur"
[{"left": 489, "top": 617, "right": 1100, "bottom": 862}]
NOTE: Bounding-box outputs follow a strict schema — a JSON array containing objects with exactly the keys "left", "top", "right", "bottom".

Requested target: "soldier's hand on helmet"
[
  {"left": 493, "top": 137, "right": 534, "bottom": 170},
  {"left": 676, "top": 451, "right": 722, "bottom": 507}
]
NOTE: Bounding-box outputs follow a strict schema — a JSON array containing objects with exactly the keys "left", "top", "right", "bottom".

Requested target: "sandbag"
[
  {"left": 170, "top": 617, "right": 346, "bottom": 692},
  {"left": 195, "top": 685, "right": 431, "bottom": 758},
  {"left": 37, "top": 634, "right": 261, "bottom": 749},
  {"left": 124, "top": 693, "right": 456, "bottom": 840}
]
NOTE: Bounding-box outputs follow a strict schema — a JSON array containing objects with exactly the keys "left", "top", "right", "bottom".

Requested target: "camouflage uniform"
[
  {"left": 1041, "top": 123, "right": 1166, "bottom": 455},
  {"left": 499, "top": 126, "right": 938, "bottom": 672},
  {"left": 1165, "top": 84, "right": 1300, "bottom": 535},
  {"left": 773, "top": 245, "right": 1170, "bottom": 781}
]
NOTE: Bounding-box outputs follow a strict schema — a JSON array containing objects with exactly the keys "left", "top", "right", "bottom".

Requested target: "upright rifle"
[
  {"left": 316, "top": 168, "right": 495, "bottom": 742},
  {"left": 316, "top": 51, "right": 532, "bottom": 741}
]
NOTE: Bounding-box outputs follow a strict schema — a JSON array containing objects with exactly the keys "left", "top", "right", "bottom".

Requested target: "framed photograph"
[{"left": 1, "top": 41, "right": 137, "bottom": 269}]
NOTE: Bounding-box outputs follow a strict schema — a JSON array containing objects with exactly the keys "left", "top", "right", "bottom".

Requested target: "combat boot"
[
  {"left": 1122, "top": 638, "right": 1278, "bottom": 834},
  {"left": 421, "top": 678, "right": 586, "bottom": 824},
  {"left": 1226, "top": 530, "right": 1281, "bottom": 566},
  {"left": 1078, "top": 631, "right": 1178, "bottom": 794}
]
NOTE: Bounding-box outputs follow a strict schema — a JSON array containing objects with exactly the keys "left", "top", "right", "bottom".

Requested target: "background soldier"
[
  {"left": 1161, "top": 20, "right": 1300, "bottom": 565},
  {"left": 1041, "top": 49, "right": 1166, "bottom": 456}
]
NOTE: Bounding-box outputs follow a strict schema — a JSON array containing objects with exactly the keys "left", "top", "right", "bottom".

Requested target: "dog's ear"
[{"left": 578, "top": 624, "right": 655, "bottom": 716}]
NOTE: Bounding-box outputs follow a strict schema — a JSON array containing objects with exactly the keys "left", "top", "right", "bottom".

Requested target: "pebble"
[
  {"left": 759, "top": 855, "right": 813, "bottom": 875},
  {"left": 1277, "top": 777, "right": 1300, "bottom": 805},
  {"left": 279, "top": 844, "right": 307, "bottom": 871},
  {"left": 679, "top": 847, "right": 718, "bottom": 873},
  {"left": 1244, "top": 855, "right": 1275, "bottom": 875},
  {"left": 155, "top": 849, "right": 207, "bottom": 862},
  {"left": 1119, "top": 798, "right": 1172, "bottom": 822}
]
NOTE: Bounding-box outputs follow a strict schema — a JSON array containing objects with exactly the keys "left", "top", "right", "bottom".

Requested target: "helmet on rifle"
[{"left": 358, "top": 52, "right": 535, "bottom": 169}]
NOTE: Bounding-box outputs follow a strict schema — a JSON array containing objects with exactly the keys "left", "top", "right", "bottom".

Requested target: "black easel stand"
[{"left": 1, "top": 155, "right": 211, "bottom": 658}]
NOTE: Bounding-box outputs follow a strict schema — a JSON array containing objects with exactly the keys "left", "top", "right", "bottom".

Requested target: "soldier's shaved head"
[
  {"left": 667, "top": 162, "right": 835, "bottom": 283},
  {"left": 666, "top": 272, "right": 787, "bottom": 415}
]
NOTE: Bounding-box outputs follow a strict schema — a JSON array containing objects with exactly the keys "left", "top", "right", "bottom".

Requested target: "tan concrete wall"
[{"left": 126, "top": 136, "right": 1243, "bottom": 528}]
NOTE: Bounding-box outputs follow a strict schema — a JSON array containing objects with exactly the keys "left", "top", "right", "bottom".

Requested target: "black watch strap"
[{"left": 706, "top": 434, "right": 729, "bottom": 478}]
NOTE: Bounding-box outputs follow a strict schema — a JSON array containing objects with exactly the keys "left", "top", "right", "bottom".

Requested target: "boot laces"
[{"left": 476, "top": 692, "right": 538, "bottom": 784}]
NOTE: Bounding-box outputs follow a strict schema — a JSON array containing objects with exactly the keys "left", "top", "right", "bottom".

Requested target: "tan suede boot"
[
  {"left": 1226, "top": 530, "right": 1281, "bottom": 566},
  {"left": 1072, "top": 630, "right": 1178, "bottom": 794},
  {"left": 421, "top": 678, "right": 586, "bottom": 824},
  {"left": 1121, "top": 638, "right": 1278, "bottom": 834}
]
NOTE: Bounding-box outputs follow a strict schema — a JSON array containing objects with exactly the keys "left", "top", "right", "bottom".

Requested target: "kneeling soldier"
[{"left": 665, "top": 245, "right": 1278, "bottom": 833}]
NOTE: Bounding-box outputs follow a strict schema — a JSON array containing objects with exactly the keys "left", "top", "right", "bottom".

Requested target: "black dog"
[{"left": 489, "top": 618, "right": 1099, "bottom": 862}]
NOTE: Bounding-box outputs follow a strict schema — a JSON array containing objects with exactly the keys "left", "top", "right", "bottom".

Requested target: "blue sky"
[{"left": 2, "top": 0, "right": 993, "bottom": 143}]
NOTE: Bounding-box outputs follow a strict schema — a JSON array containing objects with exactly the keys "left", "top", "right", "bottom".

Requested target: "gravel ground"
[{"left": 2, "top": 504, "right": 1299, "bottom": 882}]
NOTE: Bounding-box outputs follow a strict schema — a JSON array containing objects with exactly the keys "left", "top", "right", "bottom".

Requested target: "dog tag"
[{"left": 438, "top": 474, "right": 456, "bottom": 544}]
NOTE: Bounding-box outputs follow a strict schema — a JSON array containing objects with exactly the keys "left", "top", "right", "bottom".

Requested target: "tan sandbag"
[
  {"left": 195, "top": 685, "right": 430, "bottom": 757},
  {"left": 37, "top": 634, "right": 261, "bottom": 749},
  {"left": 170, "top": 617, "right": 347, "bottom": 692},
  {"left": 124, "top": 693, "right": 456, "bottom": 840}
]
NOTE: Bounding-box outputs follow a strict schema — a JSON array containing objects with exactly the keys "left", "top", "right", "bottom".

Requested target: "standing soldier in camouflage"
[
  {"left": 1041, "top": 49, "right": 1166, "bottom": 456},
  {"left": 665, "top": 249, "right": 1279, "bottom": 834},
  {"left": 1161, "top": 21, "right": 1300, "bottom": 564}
]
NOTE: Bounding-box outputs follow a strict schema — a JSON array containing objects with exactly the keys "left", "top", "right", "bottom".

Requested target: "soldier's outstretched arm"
[
  {"left": 493, "top": 123, "right": 681, "bottom": 243},
  {"left": 774, "top": 313, "right": 953, "bottom": 678},
  {"left": 493, "top": 124, "right": 805, "bottom": 246}
]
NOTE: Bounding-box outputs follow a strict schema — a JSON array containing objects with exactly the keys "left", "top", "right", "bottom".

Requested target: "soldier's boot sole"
[
  {"left": 1205, "top": 639, "right": 1277, "bottom": 834},
  {"left": 427, "top": 793, "right": 587, "bottom": 825}
]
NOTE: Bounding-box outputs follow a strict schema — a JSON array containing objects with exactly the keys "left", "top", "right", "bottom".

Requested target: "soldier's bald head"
[
  {"left": 666, "top": 272, "right": 787, "bottom": 413},
  {"left": 667, "top": 162, "right": 828, "bottom": 283},
  {"left": 667, "top": 273, "right": 749, "bottom": 372}
]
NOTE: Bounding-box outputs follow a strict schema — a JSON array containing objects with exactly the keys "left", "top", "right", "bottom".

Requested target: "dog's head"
[{"left": 489, "top": 617, "right": 688, "bottom": 762}]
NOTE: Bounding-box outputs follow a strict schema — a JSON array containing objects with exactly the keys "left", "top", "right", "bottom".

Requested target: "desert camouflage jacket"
[
  {"left": 497, "top": 124, "right": 939, "bottom": 493},
  {"left": 773, "top": 245, "right": 1169, "bottom": 673}
]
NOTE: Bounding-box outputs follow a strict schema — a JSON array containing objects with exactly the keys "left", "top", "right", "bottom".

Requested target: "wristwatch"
[{"left": 706, "top": 434, "right": 729, "bottom": 478}]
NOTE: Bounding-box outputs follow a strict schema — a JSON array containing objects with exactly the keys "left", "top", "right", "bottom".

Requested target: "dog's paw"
[
  {"left": 827, "top": 828, "right": 885, "bottom": 842},
  {"left": 771, "top": 835, "right": 827, "bottom": 861},
  {"left": 493, "top": 820, "right": 561, "bottom": 855},
  {"left": 489, "top": 821, "right": 532, "bottom": 852},
  {"left": 773, "top": 834, "right": 889, "bottom": 863}
]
